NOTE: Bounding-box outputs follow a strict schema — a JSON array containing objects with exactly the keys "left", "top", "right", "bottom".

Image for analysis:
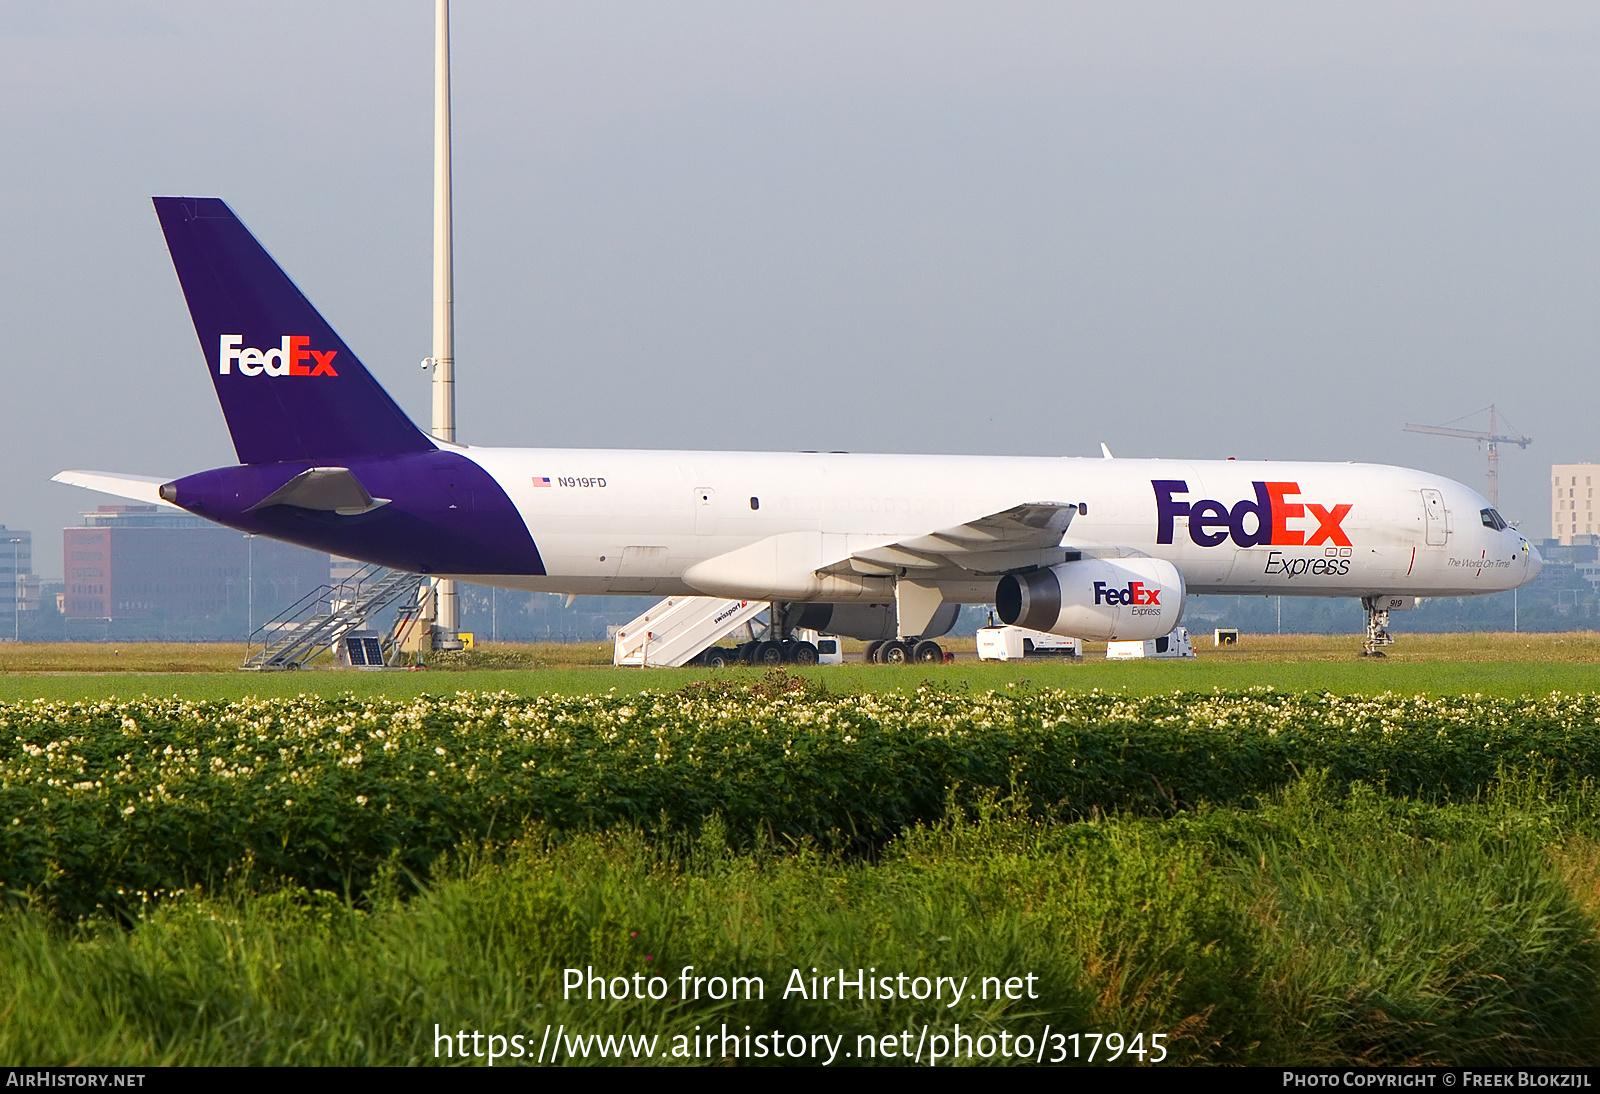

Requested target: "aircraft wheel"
[
  {"left": 790, "top": 642, "right": 820, "bottom": 666},
  {"left": 755, "top": 641, "right": 784, "bottom": 666},
  {"left": 913, "top": 640, "right": 943, "bottom": 663},
  {"left": 865, "top": 640, "right": 885, "bottom": 664},
  {"left": 881, "top": 640, "right": 910, "bottom": 665}
]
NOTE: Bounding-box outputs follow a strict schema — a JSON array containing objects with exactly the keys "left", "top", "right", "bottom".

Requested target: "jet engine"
[
  {"left": 995, "top": 557, "right": 1183, "bottom": 641},
  {"left": 793, "top": 602, "right": 960, "bottom": 641}
]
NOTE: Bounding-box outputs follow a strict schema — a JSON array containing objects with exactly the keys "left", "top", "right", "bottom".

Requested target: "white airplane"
[{"left": 56, "top": 198, "right": 1541, "bottom": 660}]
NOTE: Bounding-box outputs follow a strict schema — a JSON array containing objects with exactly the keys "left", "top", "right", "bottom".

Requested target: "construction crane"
[{"left": 1403, "top": 404, "right": 1531, "bottom": 509}]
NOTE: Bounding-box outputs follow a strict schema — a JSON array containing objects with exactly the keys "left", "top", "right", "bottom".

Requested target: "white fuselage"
[{"left": 445, "top": 448, "right": 1541, "bottom": 603}]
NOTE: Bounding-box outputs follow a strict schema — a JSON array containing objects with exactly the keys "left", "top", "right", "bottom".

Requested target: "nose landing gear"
[{"left": 1360, "top": 596, "right": 1394, "bottom": 658}]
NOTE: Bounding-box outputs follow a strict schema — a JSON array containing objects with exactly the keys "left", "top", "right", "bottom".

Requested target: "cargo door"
[
  {"left": 612, "top": 546, "right": 670, "bottom": 592},
  {"left": 1421, "top": 489, "right": 1449, "bottom": 546},
  {"left": 1223, "top": 549, "right": 1268, "bottom": 590}
]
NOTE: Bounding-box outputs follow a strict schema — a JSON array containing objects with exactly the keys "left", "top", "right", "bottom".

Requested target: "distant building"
[
  {"left": 0, "top": 526, "right": 39, "bottom": 621},
  {"left": 330, "top": 556, "right": 366, "bottom": 584},
  {"left": 1551, "top": 463, "right": 1600, "bottom": 544},
  {"left": 63, "top": 505, "right": 330, "bottom": 638},
  {"left": 1538, "top": 537, "right": 1600, "bottom": 565}
]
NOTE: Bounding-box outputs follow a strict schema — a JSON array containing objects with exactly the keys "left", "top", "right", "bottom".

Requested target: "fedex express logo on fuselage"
[
  {"left": 217, "top": 335, "right": 339, "bottom": 377},
  {"left": 1094, "top": 580, "right": 1160, "bottom": 607},
  {"left": 1153, "top": 480, "right": 1351, "bottom": 548}
]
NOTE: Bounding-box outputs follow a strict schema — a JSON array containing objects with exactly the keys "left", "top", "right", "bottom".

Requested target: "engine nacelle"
[
  {"left": 996, "top": 557, "right": 1184, "bottom": 642},
  {"left": 793, "top": 601, "right": 960, "bottom": 641}
]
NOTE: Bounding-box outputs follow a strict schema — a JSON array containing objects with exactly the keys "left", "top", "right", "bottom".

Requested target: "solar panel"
[{"left": 345, "top": 635, "right": 385, "bottom": 666}]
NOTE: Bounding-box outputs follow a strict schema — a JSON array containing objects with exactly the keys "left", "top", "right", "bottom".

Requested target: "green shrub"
[{"left": 5, "top": 685, "right": 1600, "bottom": 918}]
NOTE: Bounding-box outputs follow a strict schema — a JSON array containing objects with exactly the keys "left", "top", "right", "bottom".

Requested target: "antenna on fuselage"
[{"left": 1100, "top": 443, "right": 1115, "bottom": 459}]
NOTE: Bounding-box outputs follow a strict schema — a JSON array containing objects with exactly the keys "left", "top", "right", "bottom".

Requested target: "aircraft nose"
[{"left": 1525, "top": 540, "right": 1543, "bottom": 582}]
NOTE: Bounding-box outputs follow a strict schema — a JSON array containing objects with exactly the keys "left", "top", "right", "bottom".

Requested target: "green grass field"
[{"left": 1, "top": 632, "right": 1597, "bottom": 701}]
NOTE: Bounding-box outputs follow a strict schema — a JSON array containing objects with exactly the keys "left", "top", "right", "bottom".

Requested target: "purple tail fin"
[{"left": 154, "top": 197, "right": 435, "bottom": 465}]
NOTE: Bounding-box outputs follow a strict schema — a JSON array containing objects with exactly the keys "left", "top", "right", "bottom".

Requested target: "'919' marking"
[{"left": 560, "top": 477, "right": 606, "bottom": 488}]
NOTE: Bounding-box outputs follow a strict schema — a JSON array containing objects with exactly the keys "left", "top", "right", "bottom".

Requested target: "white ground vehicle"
[
  {"left": 976, "top": 624, "right": 1083, "bottom": 661},
  {"left": 1106, "top": 626, "right": 1195, "bottom": 660},
  {"left": 799, "top": 629, "right": 844, "bottom": 665}
]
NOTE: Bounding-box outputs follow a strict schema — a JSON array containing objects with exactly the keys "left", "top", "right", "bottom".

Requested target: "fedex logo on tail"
[
  {"left": 218, "top": 335, "right": 339, "bottom": 378},
  {"left": 1153, "top": 480, "right": 1351, "bottom": 548}
]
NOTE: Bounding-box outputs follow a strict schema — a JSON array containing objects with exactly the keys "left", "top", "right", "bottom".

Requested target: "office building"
[
  {"left": 64, "top": 505, "right": 329, "bottom": 637},
  {"left": 0, "top": 527, "right": 39, "bottom": 623},
  {"left": 1552, "top": 464, "right": 1600, "bottom": 545}
]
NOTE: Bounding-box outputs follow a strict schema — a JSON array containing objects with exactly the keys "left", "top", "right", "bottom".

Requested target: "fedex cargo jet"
[{"left": 56, "top": 198, "right": 1541, "bottom": 659}]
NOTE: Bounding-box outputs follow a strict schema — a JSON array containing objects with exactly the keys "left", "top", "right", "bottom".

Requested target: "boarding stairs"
[
  {"left": 241, "top": 564, "right": 430, "bottom": 671},
  {"left": 613, "top": 595, "right": 769, "bottom": 667}
]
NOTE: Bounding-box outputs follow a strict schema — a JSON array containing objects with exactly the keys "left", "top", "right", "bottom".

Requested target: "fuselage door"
[{"left": 1421, "top": 489, "right": 1449, "bottom": 546}]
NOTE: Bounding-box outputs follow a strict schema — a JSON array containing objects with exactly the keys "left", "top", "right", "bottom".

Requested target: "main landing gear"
[
  {"left": 1360, "top": 596, "right": 1394, "bottom": 658},
  {"left": 864, "top": 639, "right": 945, "bottom": 664},
  {"left": 726, "top": 603, "right": 820, "bottom": 666},
  {"left": 734, "top": 638, "right": 820, "bottom": 666},
  {"left": 711, "top": 601, "right": 949, "bottom": 666}
]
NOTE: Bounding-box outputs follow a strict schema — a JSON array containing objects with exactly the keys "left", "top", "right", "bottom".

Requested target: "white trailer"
[
  {"left": 976, "top": 625, "right": 1083, "bottom": 661},
  {"left": 1106, "top": 627, "right": 1194, "bottom": 660}
]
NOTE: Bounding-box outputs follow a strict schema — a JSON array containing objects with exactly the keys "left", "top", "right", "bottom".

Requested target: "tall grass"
[{"left": 2, "top": 778, "right": 1596, "bottom": 1066}]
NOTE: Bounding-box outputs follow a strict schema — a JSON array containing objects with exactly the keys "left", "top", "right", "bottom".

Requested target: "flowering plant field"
[{"left": 4, "top": 680, "right": 1599, "bottom": 918}]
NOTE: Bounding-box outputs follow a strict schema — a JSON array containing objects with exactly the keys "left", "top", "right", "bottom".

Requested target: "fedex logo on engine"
[
  {"left": 1153, "top": 480, "right": 1351, "bottom": 548},
  {"left": 1094, "top": 580, "right": 1161, "bottom": 608},
  {"left": 217, "top": 335, "right": 339, "bottom": 378}
]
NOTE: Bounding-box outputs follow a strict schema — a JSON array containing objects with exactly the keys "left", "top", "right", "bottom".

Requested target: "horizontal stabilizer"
[
  {"left": 52, "top": 470, "right": 181, "bottom": 509},
  {"left": 246, "top": 466, "right": 391, "bottom": 516}
]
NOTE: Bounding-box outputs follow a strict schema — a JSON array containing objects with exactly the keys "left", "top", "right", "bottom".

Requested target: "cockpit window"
[{"left": 1480, "top": 508, "right": 1508, "bottom": 531}]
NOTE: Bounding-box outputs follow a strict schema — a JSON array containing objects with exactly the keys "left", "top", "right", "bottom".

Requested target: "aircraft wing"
[
  {"left": 52, "top": 470, "right": 182, "bottom": 509},
  {"left": 829, "top": 501, "right": 1079, "bottom": 576}
]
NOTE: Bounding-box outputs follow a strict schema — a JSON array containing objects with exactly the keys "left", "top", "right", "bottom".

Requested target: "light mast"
[{"left": 430, "top": 0, "right": 459, "bottom": 640}]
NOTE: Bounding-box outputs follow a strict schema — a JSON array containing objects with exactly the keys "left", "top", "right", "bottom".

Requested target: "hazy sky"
[{"left": 4, "top": 2, "right": 1598, "bottom": 578}]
